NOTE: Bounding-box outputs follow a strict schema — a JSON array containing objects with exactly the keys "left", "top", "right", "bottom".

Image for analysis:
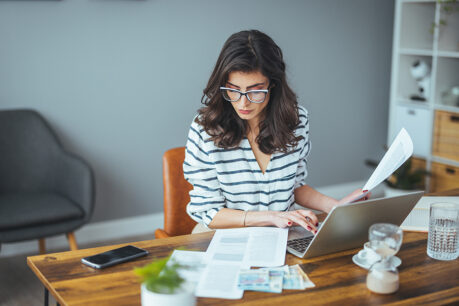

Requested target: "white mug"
[{"left": 358, "top": 242, "right": 382, "bottom": 263}]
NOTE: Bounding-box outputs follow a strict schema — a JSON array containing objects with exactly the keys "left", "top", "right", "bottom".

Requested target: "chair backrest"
[
  {"left": 162, "top": 147, "right": 196, "bottom": 236},
  {"left": 0, "top": 110, "right": 62, "bottom": 193}
]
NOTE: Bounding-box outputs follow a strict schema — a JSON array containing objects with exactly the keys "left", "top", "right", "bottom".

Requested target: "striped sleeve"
[
  {"left": 184, "top": 119, "right": 226, "bottom": 227},
  {"left": 294, "top": 106, "right": 311, "bottom": 189}
]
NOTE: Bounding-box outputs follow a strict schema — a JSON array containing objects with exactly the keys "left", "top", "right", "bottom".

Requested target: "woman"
[{"left": 184, "top": 30, "right": 367, "bottom": 234}]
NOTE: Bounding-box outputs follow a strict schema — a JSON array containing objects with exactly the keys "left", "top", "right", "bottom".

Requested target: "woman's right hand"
[{"left": 270, "top": 210, "right": 319, "bottom": 234}]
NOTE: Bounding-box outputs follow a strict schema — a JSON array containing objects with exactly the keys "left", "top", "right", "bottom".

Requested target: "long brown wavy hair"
[{"left": 196, "top": 30, "right": 302, "bottom": 154}]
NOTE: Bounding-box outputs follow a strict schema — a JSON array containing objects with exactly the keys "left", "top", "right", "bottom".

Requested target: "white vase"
[{"left": 140, "top": 283, "right": 196, "bottom": 306}]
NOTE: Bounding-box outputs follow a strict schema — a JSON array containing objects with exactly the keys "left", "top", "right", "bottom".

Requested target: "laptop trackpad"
[{"left": 288, "top": 226, "right": 314, "bottom": 240}]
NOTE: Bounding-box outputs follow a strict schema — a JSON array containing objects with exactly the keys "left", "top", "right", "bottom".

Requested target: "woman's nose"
[{"left": 240, "top": 95, "right": 251, "bottom": 107}]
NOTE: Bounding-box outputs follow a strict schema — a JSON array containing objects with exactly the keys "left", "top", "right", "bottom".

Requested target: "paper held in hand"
[{"left": 348, "top": 128, "right": 414, "bottom": 203}]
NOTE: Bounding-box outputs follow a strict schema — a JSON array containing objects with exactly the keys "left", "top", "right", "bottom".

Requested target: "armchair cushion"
[{"left": 0, "top": 193, "right": 83, "bottom": 230}]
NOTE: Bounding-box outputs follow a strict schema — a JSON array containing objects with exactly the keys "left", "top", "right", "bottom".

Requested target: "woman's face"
[{"left": 225, "top": 70, "right": 270, "bottom": 127}]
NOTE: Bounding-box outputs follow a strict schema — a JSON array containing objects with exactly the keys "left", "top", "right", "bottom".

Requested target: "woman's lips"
[{"left": 239, "top": 109, "right": 253, "bottom": 115}]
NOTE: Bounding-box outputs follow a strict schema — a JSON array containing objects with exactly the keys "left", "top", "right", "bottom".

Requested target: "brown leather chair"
[{"left": 155, "top": 147, "right": 196, "bottom": 238}]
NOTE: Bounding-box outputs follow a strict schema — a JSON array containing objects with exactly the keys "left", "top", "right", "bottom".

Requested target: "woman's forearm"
[
  {"left": 208, "top": 208, "right": 275, "bottom": 229},
  {"left": 294, "top": 185, "right": 338, "bottom": 213}
]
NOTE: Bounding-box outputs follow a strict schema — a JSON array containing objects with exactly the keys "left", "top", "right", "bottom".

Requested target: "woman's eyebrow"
[
  {"left": 247, "top": 82, "right": 266, "bottom": 89},
  {"left": 226, "top": 81, "right": 266, "bottom": 89},
  {"left": 226, "top": 81, "right": 240, "bottom": 88}
]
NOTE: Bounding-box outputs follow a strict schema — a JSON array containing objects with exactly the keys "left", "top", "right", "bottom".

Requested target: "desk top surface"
[{"left": 28, "top": 190, "right": 459, "bottom": 305}]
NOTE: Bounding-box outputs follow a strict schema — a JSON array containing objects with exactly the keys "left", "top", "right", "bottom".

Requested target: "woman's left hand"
[{"left": 338, "top": 188, "right": 371, "bottom": 205}]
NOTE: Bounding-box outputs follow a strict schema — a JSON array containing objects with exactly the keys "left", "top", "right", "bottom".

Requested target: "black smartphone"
[{"left": 81, "top": 245, "right": 149, "bottom": 269}]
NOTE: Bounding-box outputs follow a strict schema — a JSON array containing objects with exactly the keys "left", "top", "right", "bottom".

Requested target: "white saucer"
[{"left": 352, "top": 254, "right": 402, "bottom": 270}]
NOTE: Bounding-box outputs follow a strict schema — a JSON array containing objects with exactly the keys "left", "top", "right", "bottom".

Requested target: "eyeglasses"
[{"left": 219, "top": 87, "right": 269, "bottom": 104}]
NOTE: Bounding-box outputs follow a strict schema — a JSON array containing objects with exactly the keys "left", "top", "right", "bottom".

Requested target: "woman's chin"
[{"left": 237, "top": 112, "right": 256, "bottom": 120}]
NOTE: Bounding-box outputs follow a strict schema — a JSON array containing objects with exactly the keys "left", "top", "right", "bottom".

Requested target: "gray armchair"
[{"left": 0, "top": 109, "right": 95, "bottom": 253}]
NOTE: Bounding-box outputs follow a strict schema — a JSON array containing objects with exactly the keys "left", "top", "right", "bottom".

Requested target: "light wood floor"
[{"left": 0, "top": 233, "right": 155, "bottom": 306}]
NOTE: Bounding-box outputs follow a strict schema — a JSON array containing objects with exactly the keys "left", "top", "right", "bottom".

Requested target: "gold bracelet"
[{"left": 243, "top": 210, "right": 248, "bottom": 227}]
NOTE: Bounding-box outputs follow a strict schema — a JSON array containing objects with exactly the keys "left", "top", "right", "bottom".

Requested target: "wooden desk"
[{"left": 28, "top": 190, "right": 459, "bottom": 305}]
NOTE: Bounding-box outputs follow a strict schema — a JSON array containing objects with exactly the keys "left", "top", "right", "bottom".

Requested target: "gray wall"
[{"left": 0, "top": 0, "right": 394, "bottom": 223}]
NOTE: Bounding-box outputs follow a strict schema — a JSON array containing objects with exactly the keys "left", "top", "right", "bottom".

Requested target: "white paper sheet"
[
  {"left": 348, "top": 128, "right": 413, "bottom": 203},
  {"left": 167, "top": 250, "right": 206, "bottom": 291},
  {"left": 195, "top": 261, "right": 245, "bottom": 299},
  {"left": 401, "top": 196, "right": 459, "bottom": 231},
  {"left": 195, "top": 227, "right": 288, "bottom": 299},
  {"left": 203, "top": 227, "right": 288, "bottom": 267}
]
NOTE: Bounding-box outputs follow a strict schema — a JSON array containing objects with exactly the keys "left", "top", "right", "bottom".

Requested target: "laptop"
[{"left": 287, "top": 191, "right": 424, "bottom": 258}]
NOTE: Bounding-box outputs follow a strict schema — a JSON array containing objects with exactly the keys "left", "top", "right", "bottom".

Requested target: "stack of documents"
[
  {"left": 167, "top": 228, "right": 316, "bottom": 299},
  {"left": 167, "top": 227, "right": 290, "bottom": 299},
  {"left": 196, "top": 227, "right": 289, "bottom": 299}
]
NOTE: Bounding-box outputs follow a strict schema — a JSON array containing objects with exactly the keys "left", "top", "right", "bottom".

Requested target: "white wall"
[{"left": 0, "top": 0, "right": 394, "bottom": 223}]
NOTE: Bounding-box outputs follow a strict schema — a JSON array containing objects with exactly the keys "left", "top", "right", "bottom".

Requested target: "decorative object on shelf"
[
  {"left": 410, "top": 60, "right": 431, "bottom": 102},
  {"left": 441, "top": 86, "right": 459, "bottom": 106},
  {"left": 134, "top": 255, "right": 196, "bottom": 306},
  {"left": 365, "top": 156, "right": 430, "bottom": 196},
  {"left": 430, "top": 0, "right": 459, "bottom": 37}
]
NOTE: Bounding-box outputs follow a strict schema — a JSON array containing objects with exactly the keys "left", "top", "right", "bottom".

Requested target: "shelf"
[
  {"left": 399, "top": 2, "right": 435, "bottom": 50},
  {"left": 437, "top": 2, "right": 459, "bottom": 52},
  {"left": 401, "top": 0, "right": 435, "bottom": 3},
  {"left": 399, "top": 48, "right": 433, "bottom": 56},
  {"left": 434, "top": 57, "right": 459, "bottom": 107},
  {"left": 437, "top": 51, "right": 459, "bottom": 58},
  {"left": 434, "top": 104, "right": 459, "bottom": 113},
  {"left": 391, "top": 0, "right": 459, "bottom": 193},
  {"left": 397, "top": 98, "right": 431, "bottom": 109},
  {"left": 431, "top": 156, "right": 459, "bottom": 168},
  {"left": 397, "top": 54, "right": 433, "bottom": 101}
]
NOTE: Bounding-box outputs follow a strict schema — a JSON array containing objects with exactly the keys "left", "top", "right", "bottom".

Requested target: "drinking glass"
[
  {"left": 366, "top": 223, "right": 403, "bottom": 294},
  {"left": 427, "top": 202, "right": 459, "bottom": 261}
]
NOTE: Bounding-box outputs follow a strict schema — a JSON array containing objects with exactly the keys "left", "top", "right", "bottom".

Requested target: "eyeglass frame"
[{"left": 219, "top": 86, "right": 270, "bottom": 104}]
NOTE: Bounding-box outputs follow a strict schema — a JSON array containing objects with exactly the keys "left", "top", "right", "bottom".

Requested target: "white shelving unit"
[{"left": 388, "top": 0, "right": 459, "bottom": 192}]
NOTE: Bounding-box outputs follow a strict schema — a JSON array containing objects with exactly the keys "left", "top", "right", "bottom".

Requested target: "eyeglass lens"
[{"left": 222, "top": 88, "right": 267, "bottom": 103}]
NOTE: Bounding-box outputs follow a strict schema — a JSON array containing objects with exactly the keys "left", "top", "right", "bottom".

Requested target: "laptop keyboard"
[{"left": 287, "top": 236, "right": 314, "bottom": 253}]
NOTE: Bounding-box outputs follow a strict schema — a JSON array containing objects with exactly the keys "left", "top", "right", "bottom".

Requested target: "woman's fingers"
[
  {"left": 287, "top": 212, "right": 316, "bottom": 233},
  {"left": 273, "top": 215, "right": 293, "bottom": 228},
  {"left": 296, "top": 210, "right": 319, "bottom": 226},
  {"left": 364, "top": 191, "right": 372, "bottom": 201}
]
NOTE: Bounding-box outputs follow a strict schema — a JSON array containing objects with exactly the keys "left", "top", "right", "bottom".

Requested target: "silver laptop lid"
[{"left": 288, "top": 191, "right": 424, "bottom": 259}]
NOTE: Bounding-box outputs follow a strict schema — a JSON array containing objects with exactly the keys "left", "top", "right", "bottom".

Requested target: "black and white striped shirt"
[{"left": 184, "top": 105, "right": 310, "bottom": 227}]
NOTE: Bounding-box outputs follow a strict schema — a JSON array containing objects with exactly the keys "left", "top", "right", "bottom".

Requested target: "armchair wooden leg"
[
  {"left": 66, "top": 232, "right": 78, "bottom": 251},
  {"left": 39, "top": 239, "right": 46, "bottom": 254}
]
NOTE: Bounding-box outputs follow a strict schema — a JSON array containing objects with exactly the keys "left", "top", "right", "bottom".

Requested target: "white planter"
[{"left": 141, "top": 283, "right": 196, "bottom": 306}]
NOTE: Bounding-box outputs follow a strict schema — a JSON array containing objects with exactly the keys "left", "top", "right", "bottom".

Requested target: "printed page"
[
  {"left": 363, "top": 128, "right": 413, "bottom": 191},
  {"left": 247, "top": 227, "right": 288, "bottom": 267},
  {"left": 196, "top": 228, "right": 249, "bottom": 298},
  {"left": 348, "top": 128, "right": 413, "bottom": 203},
  {"left": 204, "top": 227, "right": 288, "bottom": 266},
  {"left": 195, "top": 261, "right": 245, "bottom": 299},
  {"left": 204, "top": 228, "right": 251, "bottom": 263}
]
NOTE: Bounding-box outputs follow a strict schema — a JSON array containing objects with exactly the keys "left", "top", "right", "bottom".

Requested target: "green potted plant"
[
  {"left": 365, "top": 157, "right": 431, "bottom": 197},
  {"left": 134, "top": 255, "right": 196, "bottom": 306}
]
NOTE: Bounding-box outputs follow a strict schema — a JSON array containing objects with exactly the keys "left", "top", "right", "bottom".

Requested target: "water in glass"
[{"left": 427, "top": 202, "right": 459, "bottom": 261}]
